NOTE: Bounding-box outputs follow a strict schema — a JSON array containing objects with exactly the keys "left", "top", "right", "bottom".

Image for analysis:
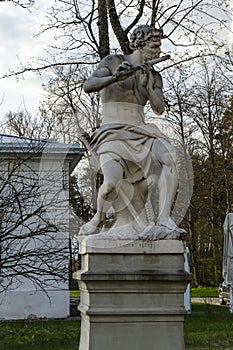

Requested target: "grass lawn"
[
  {"left": 70, "top": 286, "right": 218, "bottom": 298},
  {"left": 0, "top": 319, "right": 80, "bottom": 350},
  {"left": 191, "top": 286, "right": 219, "bottom": 298},
  {"left": 185, "top": 303, "right": 233, "bottom": 349},
  {"left": 70, "top": 290, "right": 80, "bottom": 298},
  {"left": 0, "top": 304, "right": 233, "bottom": 350},
  {"left": 70, "top": 286, "right": 219, "bottom": 298}
]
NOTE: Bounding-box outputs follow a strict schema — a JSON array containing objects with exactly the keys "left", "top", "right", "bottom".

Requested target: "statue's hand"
[
  {"left": 139, "top": 64, "right": 152, "bottom": 87},
  {"left": 113, "top": 61, "right": 134, "bottom": 81}
]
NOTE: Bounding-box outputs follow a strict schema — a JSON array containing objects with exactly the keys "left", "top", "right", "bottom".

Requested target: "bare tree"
[
  {"left": 1, "top": 0, "right": 232, "bottom": 79},
  {"left": 164, "top": 65, "right": 200, "bottom": 285},
  {"left": 40, "top": 0, "right": 233, "bottom": 56},
  {"left": 216, "top": 97, "right": 233, "bottom": 213},
  {"left": 1, "top": 110, "right": 55, "bottom": 139},
  {"left": 0, "top": 136, "right": 78, "bottom": 293},
  {"left": 37, "top": 64, "right": 101, "bottom": 215},
  {"left": 164, "top": 58, "right": 233, "bottom": 285},
  {"left": 1, "top": 0, "right": 232, "bottom": 287},
  {"left": 40, "top": 64, "right": 101, "bottom": 140},
  {"left": 0, "top": 0, "right": 34, "bottom": 8}
]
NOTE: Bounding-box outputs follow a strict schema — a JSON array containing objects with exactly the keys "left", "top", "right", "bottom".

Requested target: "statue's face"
[{"left": 141, "top": 36, "right": 161, "bottom": 61}]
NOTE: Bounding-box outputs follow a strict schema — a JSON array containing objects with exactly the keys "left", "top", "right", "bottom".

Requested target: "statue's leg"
[
  {"left": 79, "top": 154, "right": 124, "bottom": 235},
  {"left": 152, "top": 138, "right": 178, "bottom": 230},
  {"left": 112, "top": 179, "right": 149, "bottom": 232}
]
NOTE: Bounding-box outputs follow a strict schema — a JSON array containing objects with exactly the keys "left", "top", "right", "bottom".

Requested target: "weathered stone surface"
[
  {"left": 74, "top": 238, "right": 191, "bottom": 350},
  {"left": 79, "top": 25, "right": 190, "bottom": 237}
]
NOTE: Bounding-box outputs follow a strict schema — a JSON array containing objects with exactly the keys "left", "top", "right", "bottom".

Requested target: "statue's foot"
[
  {"left": 140, "top": 219, "right": 187, "bottom": 240},
  {"left": 156, "top": 216, "right": 177, "bottom": 231},
  {"left": 79, "top": 218, "right": 100, "bottom": 236}
]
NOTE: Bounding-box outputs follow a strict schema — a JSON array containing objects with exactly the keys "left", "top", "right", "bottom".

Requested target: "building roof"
[{"left": 0, "top": 134, "right": 85, "bottom": 173}]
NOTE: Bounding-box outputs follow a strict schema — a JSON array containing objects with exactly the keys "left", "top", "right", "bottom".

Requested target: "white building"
[{"left": 0, "top": 135, "right": 83, "bottom": 320}]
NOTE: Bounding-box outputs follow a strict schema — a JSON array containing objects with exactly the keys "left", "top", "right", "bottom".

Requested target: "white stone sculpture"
[
  {"left": 79, "top": 25, "right": 186, "bottom": 239},
  {"left": 223, "top": 213, "right": 233, "bottom": 312}
]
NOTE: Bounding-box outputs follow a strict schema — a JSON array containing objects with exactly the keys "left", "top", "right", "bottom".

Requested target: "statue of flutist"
[{"left": 80, "top": 25, "right": 180, "bottom": 237}]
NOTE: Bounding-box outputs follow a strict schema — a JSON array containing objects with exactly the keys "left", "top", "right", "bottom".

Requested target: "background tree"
[
  {"left": 40, "top": 64, "right": 101, "bottom": 140},
  {"left": 3, "top": 0, "right": 231, "bottom": 79},
  {"left": 1, "top": 110, "right": 55, "bottom": 139},
  {"left": 216, "top": 96, "right": 233, "bottom": 212},
  {"left": 0, "top": 0, "right": 34, "bottom": 8},
  {"left": 164, "top": 58, "right": 233, "bottom": 285},
  {"left": 164, "top": 64, "right": 200, "bottom": 285},
  {"left": 1, "top": 0, "right": 232, "bottom": 287},
  {"left": 0, "top": 139, "right": 70, "bottom": 292}
]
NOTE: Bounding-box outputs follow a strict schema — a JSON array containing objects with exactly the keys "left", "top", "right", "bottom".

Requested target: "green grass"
[
  {"left": 185, "top": 303, "right": 233, "bottom": 349},
  {"left": 191, "top": 286, "right": 218, "bottom": 298},
  {"left": 70, "top": 286, "right": 219, "bottom": 298},
  {"left": 1, "top": 304, "right": 233, "bottom": 350},
  {"left": 0, "top": 320, "right": 80, "bottom": 350},
  {"left": 70, "top": 290, "right": 80, "bottom": 297}
]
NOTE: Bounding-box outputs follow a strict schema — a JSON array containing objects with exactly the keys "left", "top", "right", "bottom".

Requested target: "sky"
[
  {"left": 0, "top": 0, "right": 233, "bottom": 118},
  {"left": 0, "top": 0, "right": 54, "bottom": 117}
]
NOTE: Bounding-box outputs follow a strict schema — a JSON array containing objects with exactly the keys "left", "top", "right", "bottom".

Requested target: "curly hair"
[{"left": 130, "top": 25, "right": 163, "bottom": 51}]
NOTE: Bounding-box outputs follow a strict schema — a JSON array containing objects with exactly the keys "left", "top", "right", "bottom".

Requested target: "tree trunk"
[
  {"left": 98, "top": 0, "right": 110, "bottom": 58},
  {"left": 188, "top": 205, "right": 200, "bottom": 286},
  {"left": 107, "top": 0, "right": 131, "bottom": 54}
]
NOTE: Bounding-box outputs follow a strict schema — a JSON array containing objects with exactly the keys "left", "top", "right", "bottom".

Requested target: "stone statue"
[{"left": 80, "top": 25, "right": 185, "bottom": 239}]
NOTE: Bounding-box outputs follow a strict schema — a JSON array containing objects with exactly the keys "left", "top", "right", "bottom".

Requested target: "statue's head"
[{"left": 130, "top": 25, "right": 163, "bottom": 51}]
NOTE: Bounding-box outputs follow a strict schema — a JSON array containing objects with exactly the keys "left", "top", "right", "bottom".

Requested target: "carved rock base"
[{"left": 79, "top": 222, "right": 187, "bottom": 241}]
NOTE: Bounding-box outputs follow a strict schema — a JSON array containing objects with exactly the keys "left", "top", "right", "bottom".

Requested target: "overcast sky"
[
  {"left": 0, "top": 0, "right": 54, "bottom": 117},
  {"left": 0, "top": 1, "right": 232, "bottom": 119}
]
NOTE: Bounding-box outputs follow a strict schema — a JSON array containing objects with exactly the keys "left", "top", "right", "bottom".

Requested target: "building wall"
[{"left": 0, "top": 152, "right": 72, "bottom": 319}]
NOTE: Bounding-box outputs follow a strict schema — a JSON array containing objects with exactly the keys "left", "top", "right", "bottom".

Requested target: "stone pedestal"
[{"left": 73, "top": 237, "right": 191, "bottom": 350}]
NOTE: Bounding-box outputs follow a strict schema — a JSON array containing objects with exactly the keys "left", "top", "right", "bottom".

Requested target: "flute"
[{"left": 115, "top": 54, "right": 171, "bottom": 78}]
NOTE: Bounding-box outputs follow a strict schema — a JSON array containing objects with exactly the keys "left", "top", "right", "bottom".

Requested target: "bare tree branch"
[{"left": 0, "top": 0, "right": 34, "bottom": 8}]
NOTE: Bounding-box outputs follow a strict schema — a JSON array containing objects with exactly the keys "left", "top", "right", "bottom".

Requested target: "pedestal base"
[{"left": 74, "top": 238, "right": 191, "bottom": 350}]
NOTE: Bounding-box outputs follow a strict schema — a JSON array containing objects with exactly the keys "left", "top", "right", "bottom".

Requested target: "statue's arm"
[
  {"left": 146, "top": 71, "right": 165, "bottom": 115},
  {"left": 83, "top": 55, "right": 134, "bottom": 93},
  {"left": 83, "top": 65, "right": 116, "bottom": 93}
]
